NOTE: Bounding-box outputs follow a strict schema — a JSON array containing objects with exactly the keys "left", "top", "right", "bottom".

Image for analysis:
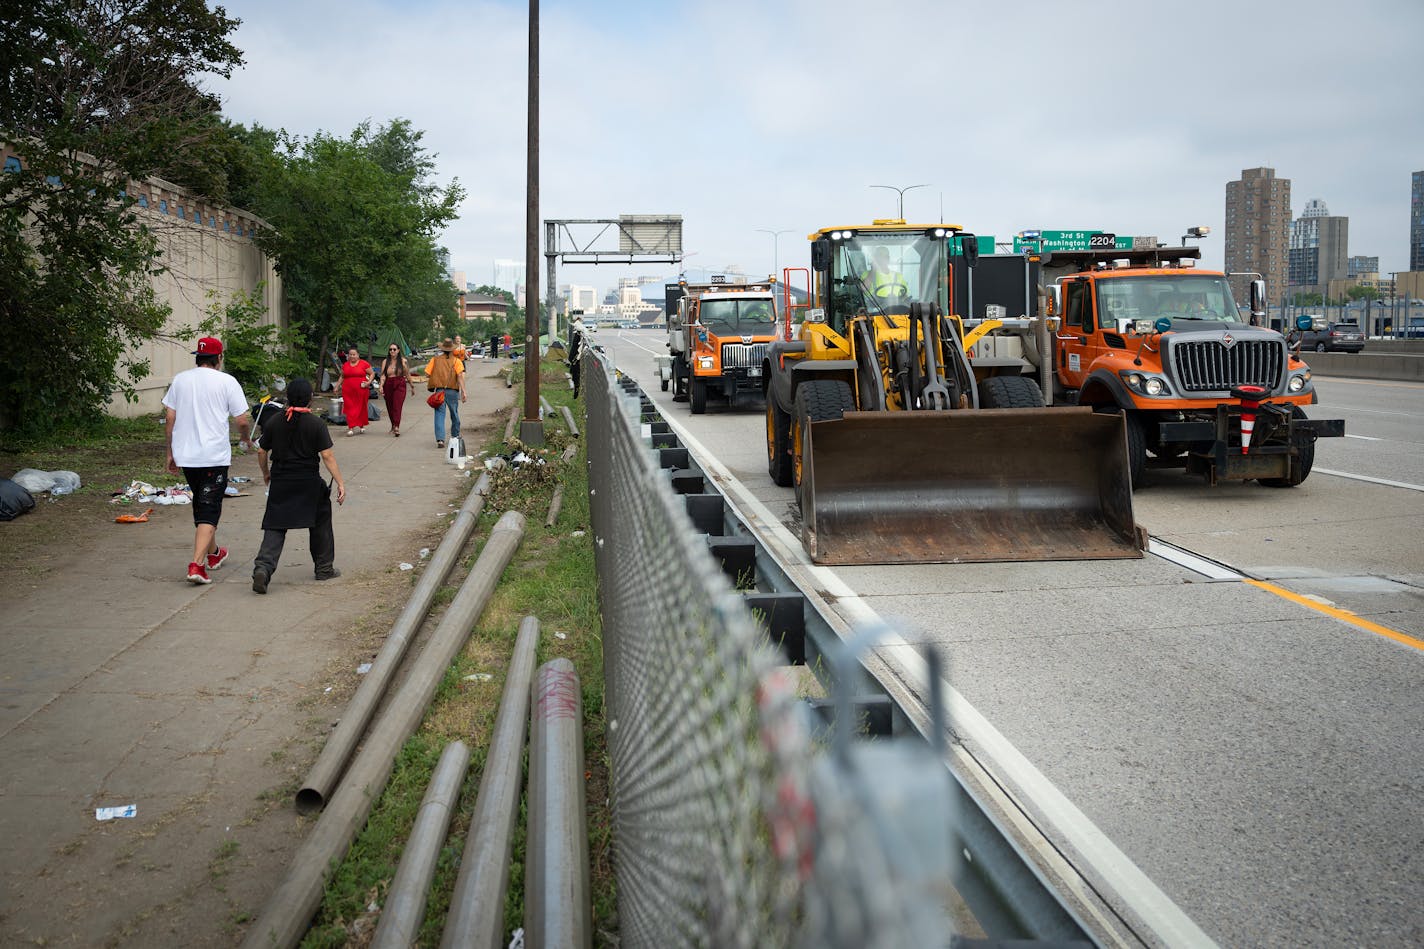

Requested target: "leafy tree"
[
  {"left": 1346, "top": 284, "right": 1381, "bottom": 302},
  {"left": 0, "top": 0, "right": 244, "bottom": 433},
  {"left": 196, "top": 283, "right": 309, "bottom": 399},
  {"left": 247, "top": 120, "right": 462, "bottom": 378},
  {"left": 1290, "top": 291, "right": 1323, "bottom": 307}
]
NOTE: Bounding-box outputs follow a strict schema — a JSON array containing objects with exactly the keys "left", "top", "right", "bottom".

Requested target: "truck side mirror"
[
  {"left": 1249, "top": 279, "right": 1266, "bottom": 317},
  {"left": 960, "top": 233, "right": 979, "bottom": 268},
  {"left": 811, "top": 238, "right": 831, "bottom": 271}
]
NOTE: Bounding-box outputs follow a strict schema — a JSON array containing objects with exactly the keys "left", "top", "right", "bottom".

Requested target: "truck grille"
[
  {"left": 720, "top": 342, "right": 768, "bottom": 369},
  {"left": 1169, "top": 338, "right": 1284, "bottom": 393}
]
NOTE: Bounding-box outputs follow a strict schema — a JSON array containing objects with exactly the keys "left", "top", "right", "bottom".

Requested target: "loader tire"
[
  {"left": 1258, "top": 406, "right": 1316, "bottom": 488},
  {"left": 766, "top": 395, "right": 793, "bottom": 486},
  {"left": 690, "top": 377, "right": 708, "bottom": 414},
  {"left": 978, "top": 375, "right": 1044, "bottom": 409},
  {"left": 792, "top": 379, "right": 856, "bottom": 494}
]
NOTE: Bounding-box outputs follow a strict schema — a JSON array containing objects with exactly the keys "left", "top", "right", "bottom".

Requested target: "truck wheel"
[
  {"left": 1258, "top": 406, "right": 1316, "bottom": 488},
  {"left": 672, "top": 362, "right": 688, "bottom": 402},
  {"left": 690, "top": 377, "right": 708, "bottom": 414},
  {"left": 792, "top": 379, "right": 856, "bottom": 499},
  {"left": 978, "top": 375, "right": 1044, "bottom": 408},
  {"left": 766, "top": 395, "right": 793, "bottom": 486},
  {"left": 660, "top": 378, "right": 669, "bottom": 392}
]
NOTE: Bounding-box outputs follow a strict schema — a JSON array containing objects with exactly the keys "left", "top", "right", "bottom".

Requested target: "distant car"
[{"left": 1299, "top": 321, "right": 1365, "bottom": 353}]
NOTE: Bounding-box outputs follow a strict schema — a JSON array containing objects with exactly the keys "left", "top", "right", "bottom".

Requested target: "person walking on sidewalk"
[
  {"left": 252, "top": 378, "right": 346, "bottom": 593},
  {"left": 424, "top": 338, "right": 466, "bottom": 449},
  {"left": 163, "top": 335, "right": 254, "bottom": 585},
  {"left": 379, "top": 344, "right": 412, "bottom": 436},
  {"left": 340, "top": 345, "right": 374, "bottom": 436}
]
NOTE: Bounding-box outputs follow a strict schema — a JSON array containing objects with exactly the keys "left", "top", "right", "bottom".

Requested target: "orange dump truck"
[{"left": 663, "top": 277, "right": 779, "bottom": 414}]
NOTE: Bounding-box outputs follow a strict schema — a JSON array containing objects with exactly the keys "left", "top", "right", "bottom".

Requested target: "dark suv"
[{"left": 1300, "top": 321, "right": 1365, "bottom": 353}]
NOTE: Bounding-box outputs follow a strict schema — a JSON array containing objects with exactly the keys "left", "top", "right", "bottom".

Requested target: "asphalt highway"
[{"left": 595, "top": 327, "right": 1424, "bottom": 947}]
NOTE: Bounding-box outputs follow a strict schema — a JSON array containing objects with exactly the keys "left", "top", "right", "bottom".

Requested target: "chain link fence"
[{"left": 586, "top": 350, "right": 951, "bottom": 948}]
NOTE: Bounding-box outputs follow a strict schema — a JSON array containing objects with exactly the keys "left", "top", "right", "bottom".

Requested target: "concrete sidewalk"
[{"left": 0, "top": 360, "right": 513, "bottom": 946}]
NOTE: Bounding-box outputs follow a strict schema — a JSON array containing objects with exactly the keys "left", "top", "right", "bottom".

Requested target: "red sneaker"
[
  {"left": 187, "top": 562, "right": 211, "bottom": 585},
  {"left": 206, "top": 547, "right": 229, "bottom": 570}
]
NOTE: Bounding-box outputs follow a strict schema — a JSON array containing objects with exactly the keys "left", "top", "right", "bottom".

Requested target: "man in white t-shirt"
[{"left": 162, "top": 336, "right": 254, "bottom": 584}]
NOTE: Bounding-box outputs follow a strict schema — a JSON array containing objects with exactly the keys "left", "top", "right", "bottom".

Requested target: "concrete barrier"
[{"left": 1304, "top": 350, "right": 1424, "bottom": 382}]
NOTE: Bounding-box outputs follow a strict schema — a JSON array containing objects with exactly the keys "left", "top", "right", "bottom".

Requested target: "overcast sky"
[{"left": 213, "top": 0, "right": 1424, "bottom": 297}]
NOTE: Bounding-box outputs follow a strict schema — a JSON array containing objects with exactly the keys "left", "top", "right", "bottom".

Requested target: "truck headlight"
[
  {"left": 1287, "top": 374, "right": 1306, "bottom": 392},
  {"left": 699, "top": 356, "right": 714, "bottom": 370},
  {"left": 1119, "top": 369, "right": 1173, "bottom": 397}
]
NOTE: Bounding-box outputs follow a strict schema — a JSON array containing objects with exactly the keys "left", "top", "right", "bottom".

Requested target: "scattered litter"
[
  {"left": 571, "top": 530, "right": 586, "bottom": 538},
  {"left": 418, "top": 548, "right": 431, "bottom": 559},
  {"left": 463, "top": 673, "right": 493, "bottom": 682},
  {"left": 508, "top": 927, "right": 525, "bottom": 949},
  {"left": 367, "top": 899, "right": 380, "bottom": 913},
  {"left": 464, "top": 470, "right": 473, "bottom": 478},
  {"left": 96, "top": 804, "right": 136, "bottom": 821},
  {"left": 114, "top": 507, "right": 154, "bottom": 524},
  {"left": 554, "top": 631, "right": 567, "bottom": 640},
  {"left": 230, "top": 476, "right": 252, "bottom": 483},
  {"left": 13, "top": 469, "right": 82, "bottom": 496},
  {"left": 112, "top": 480, "right": 192, "bottom": 505},
  {"left": 434, "top": 512, "right": 447, "bottom": 517},
  {"left": 398, "top": 562, "right": 414, "bottom": 571},
  {"left": 324, "top": 686, "right": 333, "bottom": 693},
  {"left": 357, "top": 663, "right": 372, "bottom": 675},
  {"left": 223, "top": 485, "right": 245, "bottom": 497},
  {"left": 0, "top": 479, "right": 35, "bottom": 521}
]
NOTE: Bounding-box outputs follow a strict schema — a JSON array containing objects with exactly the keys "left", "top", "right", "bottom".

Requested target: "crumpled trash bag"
[
  {"left": 0, "top": 479, "right": 36, "bottom": 520},
  {"left": 11, "top": 468, "right": 82, "bottom": 496}
]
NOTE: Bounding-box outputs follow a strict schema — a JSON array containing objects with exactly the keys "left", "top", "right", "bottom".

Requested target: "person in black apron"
[{"left": 252, "top": 378, "right": 348, "bottom": 593}]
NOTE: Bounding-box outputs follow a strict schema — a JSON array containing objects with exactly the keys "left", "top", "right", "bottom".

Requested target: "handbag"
[{"left": 427, "top": 390, "right": 445, "bottom": 408}]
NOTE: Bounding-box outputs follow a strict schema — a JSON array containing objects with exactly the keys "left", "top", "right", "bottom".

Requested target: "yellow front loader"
[{"left": 762, "top": 221, "right": 1143, "bottom": 565}]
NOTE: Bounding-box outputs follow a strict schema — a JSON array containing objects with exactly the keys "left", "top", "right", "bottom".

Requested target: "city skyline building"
[
  {"left": 1225, "top": 167, "right": 1292, "bottom": 305},
  {"left": 1288, "top": 198, "right": 1349, "bottom": 295},
  {"left": 1411, "top": 171, "right": 1424, "bottom": 273}
]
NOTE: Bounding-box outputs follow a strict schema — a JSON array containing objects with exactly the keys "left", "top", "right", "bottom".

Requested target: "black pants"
[{"left": 254, "top": 506, "right": 336, "bottom": 579}]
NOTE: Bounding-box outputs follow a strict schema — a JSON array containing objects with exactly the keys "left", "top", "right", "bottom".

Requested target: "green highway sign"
[{"left": 1012, "top": 230, "right": 1134, "bottom": 253}]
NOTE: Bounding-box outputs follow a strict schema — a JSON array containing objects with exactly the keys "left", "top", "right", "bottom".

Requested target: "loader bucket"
[{"left": 800, "top": 408, "right": 1144, "bottom": 564}]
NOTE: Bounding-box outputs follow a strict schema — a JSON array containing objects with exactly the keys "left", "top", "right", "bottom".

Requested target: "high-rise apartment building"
[
  {"left": 1287, "top": 199, "right": 1349, "bottom": 295},
  {"left": 1347, "top": 256, "right": 1378, "bottom": 278},
  {"left": 1225, "top": 167, "right": 1291, "bottom": 304},
  {"left": 1411, "top": 171, "right": 1424, "bottom": 273}
]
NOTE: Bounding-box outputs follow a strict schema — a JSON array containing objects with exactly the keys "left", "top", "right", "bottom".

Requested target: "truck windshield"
[
  {"left": 828, "top": 232, "right": 950, "bottom": 333},
  {"left": 1096, "top": 275, "right": 1240, "bottom": 325},
  {"left": 698, "top": 298, "right": 777, "bottom": 334}
]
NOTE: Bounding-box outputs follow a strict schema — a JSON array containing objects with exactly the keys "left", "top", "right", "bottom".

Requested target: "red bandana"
[{"left": 285, "top": 405, "right": 312, "bottom": 422}]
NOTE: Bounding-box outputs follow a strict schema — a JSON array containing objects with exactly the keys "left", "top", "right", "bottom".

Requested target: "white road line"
[
  {"left": 1314, "top": 468, "right": 1424, "bottom": 492},
  {"left": 1344, "top": 433, "right": 1383, "bottom": 441},
  {"left": 644, "top": 384, "right": 1216, "bottom": 949}
]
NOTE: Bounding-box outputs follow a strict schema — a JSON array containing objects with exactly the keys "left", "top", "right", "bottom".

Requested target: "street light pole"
[
  {"left": 755, "top": 228, "right": 792, "bottom": 280},
  {"left": 869, "top": 183, "right": 929, "bottom": 219}
]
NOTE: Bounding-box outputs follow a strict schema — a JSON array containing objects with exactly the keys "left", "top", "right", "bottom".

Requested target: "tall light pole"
[
  {"left": 755, "top": 228, "right": 792, "bottom": 280},
  {"left": 870, "top": 183, "right": 929, "bottom": 219},
  {"left": 520, "top": 0, "right": 543, "bottom": 446}
]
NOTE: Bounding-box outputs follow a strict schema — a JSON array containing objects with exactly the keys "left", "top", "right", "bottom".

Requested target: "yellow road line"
[{"left": 1244, "top": 578, "right": 1424, "bottom": 651}]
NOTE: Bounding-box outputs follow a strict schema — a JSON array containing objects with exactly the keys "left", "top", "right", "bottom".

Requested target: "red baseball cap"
[{"left": 194, "top": 336, "right": 224, "bottom": 355}]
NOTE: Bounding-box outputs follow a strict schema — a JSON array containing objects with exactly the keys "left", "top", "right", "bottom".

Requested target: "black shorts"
[{"left": 182, "top": 466, "right": 229, "bottom": 527}]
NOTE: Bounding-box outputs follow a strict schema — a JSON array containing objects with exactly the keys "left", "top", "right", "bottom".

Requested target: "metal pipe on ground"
[
  {"left": 524, "top": 658, "right": 591, "bottom": 948},
  {"left": 504, "top": 406, "right": 518, "bottom": 442},
  {"left": 558, "top": 405, "right": 579, "bottom": 438},
  {"left": 369, "top": 740, "right": 471, "bottom": 949},
  {"left": 545, "top": 485, "right": 564, "bottom": 528},
  {"left": 560, "top": 444, "right": 577, "bottom": 463},
  {"left": 240, "top": 511, "right": 527, "bottom": 949},
  {"left": 296, "top": 472, "right": 492, "bottom": 813},
  {"left": 540, "top": 395, "right": 553, "bottom": 417},
  {"left": 438, "top": 616, "right": 542, "bottom": 949}
]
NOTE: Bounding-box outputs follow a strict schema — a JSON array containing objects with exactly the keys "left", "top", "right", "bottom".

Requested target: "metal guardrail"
[{"left": 585, "top": 348, "right": 1101, "bottom": 947}]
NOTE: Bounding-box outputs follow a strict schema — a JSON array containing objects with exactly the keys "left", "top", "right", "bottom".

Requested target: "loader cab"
[{"left": 813, "top": 226, "right": 957, "bottom": 337}]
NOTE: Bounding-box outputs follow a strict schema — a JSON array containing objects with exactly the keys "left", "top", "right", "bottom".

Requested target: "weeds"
[{"left": 300, "top": 354, "right": 612, "bottom": 947}]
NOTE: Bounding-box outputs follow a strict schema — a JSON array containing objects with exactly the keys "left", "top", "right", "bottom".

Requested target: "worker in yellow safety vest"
[{"left": 864, "top": 246, "right": 908, "bottom": 302}]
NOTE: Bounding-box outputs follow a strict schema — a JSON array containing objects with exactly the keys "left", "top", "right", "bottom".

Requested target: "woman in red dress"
[
  {"left": 379, "top": 344, "right": 412, "bottom": 436},
  {"left": 340, "top": 346, "right": 373, "bottom": 435}
]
